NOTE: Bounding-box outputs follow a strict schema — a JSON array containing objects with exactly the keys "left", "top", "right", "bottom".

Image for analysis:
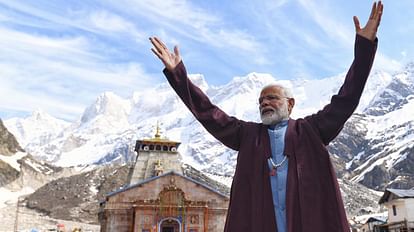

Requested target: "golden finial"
[{"left": 154, "top": 121, "right": 161, "bottom": 139}]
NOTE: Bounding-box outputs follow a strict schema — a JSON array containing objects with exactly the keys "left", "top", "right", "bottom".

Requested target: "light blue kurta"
[{"left": 267, "top": 120, "right": 289, "bottom": 232}]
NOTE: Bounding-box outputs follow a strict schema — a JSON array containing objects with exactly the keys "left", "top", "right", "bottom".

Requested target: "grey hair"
[{"left": 260, "top": 84, "right": 294, "bottom": 98}]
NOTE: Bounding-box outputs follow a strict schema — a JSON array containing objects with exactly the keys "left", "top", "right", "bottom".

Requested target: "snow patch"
[{"left": 0, "top": 152, "right": 26, "bottom": 171}]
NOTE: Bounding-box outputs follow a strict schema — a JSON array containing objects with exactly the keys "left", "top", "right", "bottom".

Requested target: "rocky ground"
[
  {"left": 339, "top": 179, "right": 385, "bottom": 216},
  {"left": 25, "top": 163, "right": 130, "bottom": 224},
  {"left": 0, "top": 201, "right": 100, "bottom": 232}
]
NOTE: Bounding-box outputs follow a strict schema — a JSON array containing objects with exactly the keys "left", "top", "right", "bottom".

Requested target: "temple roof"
[
  {"left": 140, "top": 137, "right": 180, "bottom": 144},
  {"left": 140, "top": 122, "right": 180, "bottom": 144},
  {"left": 108, "top": 165, "right": 230, "bottom": 198}
]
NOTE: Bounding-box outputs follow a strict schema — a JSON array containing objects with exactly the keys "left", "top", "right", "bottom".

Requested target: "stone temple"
[{"left": 99, "top": 125, "right": 230, "bottom": 232}]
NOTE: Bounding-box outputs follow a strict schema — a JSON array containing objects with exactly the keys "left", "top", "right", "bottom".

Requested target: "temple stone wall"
[
  {"left": 130, "top": 150, "right": 183, "bottom": 184},
  {"left": 101, "top": 173, "right": 229, "bottom": 232}
]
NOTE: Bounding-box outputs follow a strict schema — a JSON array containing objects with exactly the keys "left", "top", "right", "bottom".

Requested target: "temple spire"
[{"left": 155, "top": 121, "right": 161, "bottom": 139}]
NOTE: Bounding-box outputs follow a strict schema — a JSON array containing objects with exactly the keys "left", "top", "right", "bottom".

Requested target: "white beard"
[{"left": 260, "top": 103, "right": 289, "bottom": 125}]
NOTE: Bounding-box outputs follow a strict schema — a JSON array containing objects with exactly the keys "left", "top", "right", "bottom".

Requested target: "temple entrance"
[
  {"left": 162, "top": 227, "right": 173, "bottom": 232},
  {"left": 159, "top": 217, "right": 181, "bottom": 232}
]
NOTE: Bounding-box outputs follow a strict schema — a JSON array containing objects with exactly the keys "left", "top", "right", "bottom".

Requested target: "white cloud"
[
  {"left": 0, "top": 71, "right": 85, "bottom": 120},
  {"left": 126, "top": 0, "right": 219, "bottom": 28},
  {"left": 0, "top": 57, "right": 154, "bottom": 120},
  {"left": 0, "top": 25, "right": 151, "bottom": 85},
  {"left": 0, "top": 27, "right": 94, "bottom": 60},
  {"left": 297, "top": 0, "right": 353, "bottom": 47},
  {"left": 0, "top": 1, "right": 146, "bottom": 42},
  {"left": 85, "top": 10, "right": 146, "bottom": 41},
  {"left": 0, "top": 17, "right": 154, "bottom": 120},
  {"left": 216, "top": 30, "right": 260, "bottom": 52},
  {"left": 112, "top": 0, "right": 266, "bottom": 58},
  {"left": 89, "top": 11, "right": 133, "bottom": 32}
]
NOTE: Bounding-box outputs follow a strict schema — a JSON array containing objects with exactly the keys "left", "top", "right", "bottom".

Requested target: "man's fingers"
[
  {"left": 377, "top": 1, "right": 383, "bottom": 22},
  {"left": 149, "top": 37, "right": 163, "bottom": 54},
  {"left": 151, "top": 48, "right": 171, "bottom": 69},
  {"left": 373, "top": 2, "right": 378, "bottom": 19},
  {"left": 154, "top": 37, "right": 168, "bottom": 50},
  {"left": 373, "top": 1, "right": 383, "bottom": 20},
  {"left": 373, "top": 1, "right": 383, "bottom": 28},
  {"left": 369, "top": 2, "right": 377, "bottom": 19},
  {"left": 174, "top": 46, "right": 180, "bottom": 58},
  {"left": 149, "top": 36, "right": 160, "bottom": 47},
  {"left": 353, "top": 16, "right": 361, "bottom": 32},
  {"left": 151, "top": 47, "right": 163, "bottom": 60},
  {"left": 150, "top": 37, "right": 169, "bottom": 56}
]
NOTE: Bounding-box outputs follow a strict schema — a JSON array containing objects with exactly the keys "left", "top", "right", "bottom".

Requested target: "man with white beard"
[
  {"left": 149, "top": 2, "right": 383, "bottom": 231},
  {"left": 259, "top": 84, "right": 294, "bottom": 126}
]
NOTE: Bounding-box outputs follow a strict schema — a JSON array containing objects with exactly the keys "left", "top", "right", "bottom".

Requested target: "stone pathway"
[{"left": 0, "top": 201, "right": 100, "bottom": 232}]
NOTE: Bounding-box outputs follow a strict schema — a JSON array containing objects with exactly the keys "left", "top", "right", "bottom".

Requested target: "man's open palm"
[
  {"left": 354, "top": 1, "right": 383, "bottom": 41},
  {"left": 150, "top": 37, "right": 181, "bottom": 71}
]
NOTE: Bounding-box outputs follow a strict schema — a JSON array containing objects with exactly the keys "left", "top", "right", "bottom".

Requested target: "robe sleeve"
[
  {"left": 163, "top": 62, "right": 242, "bottom": 151},
  {"left": 305, "top": 34, "right": 378, "bottom": 145}
]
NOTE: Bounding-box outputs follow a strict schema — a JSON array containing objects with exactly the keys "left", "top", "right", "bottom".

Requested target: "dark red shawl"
[{"left": 163, "top": 35, "right": 377, "bottom": 232}]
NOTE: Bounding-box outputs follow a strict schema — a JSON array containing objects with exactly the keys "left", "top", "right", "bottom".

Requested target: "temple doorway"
[
  {"left": 159, "top": 217, "right": 181, "bottom": 232},
  {"left": 162, "top": 227, "right": 173, "bottom": 232}
]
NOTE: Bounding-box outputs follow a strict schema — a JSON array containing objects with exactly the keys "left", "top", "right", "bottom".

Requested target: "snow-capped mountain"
[
  {"left": 5, "top": 110, "right": 70, "bottom": 149},
  {"left": 332, "top": 63, "right": 414, "bottom": 190},
  {"left": 4, "top": 63, "right": 414, "bottom": 191},
  {"left": 80, "top": 91, "right": 131, "bottom": 134}
]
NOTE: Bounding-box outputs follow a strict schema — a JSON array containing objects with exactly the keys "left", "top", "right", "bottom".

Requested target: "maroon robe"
[{"left": 163, "top": 35, "right": 377, "bottom": 232}]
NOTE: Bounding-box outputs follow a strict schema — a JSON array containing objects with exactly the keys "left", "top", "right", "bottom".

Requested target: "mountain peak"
[
  {"left": 80, "top": 91, "right": 131, "bottom": 124},
  {"left": 30, "top": 109, "right": 57, "bottom": 122},
  {"left": 189, "top": 74, "right": 208, "bottom": 91},
  {"left": 96, "top": 91, "right": 123, "bottom": 106},
  {"left": 209, "top": 72, "right": 277, "bottom": 102},
  {"left": 231, "top": 72, "right": 276, "bottom": 89}
]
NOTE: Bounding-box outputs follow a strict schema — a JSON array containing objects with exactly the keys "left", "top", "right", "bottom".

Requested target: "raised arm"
[
  {"left": 306, "top": 1, "right": 383, "bottom": 145},
  {"left": 149, "top": 37, "right": 242, "bottom": 150}
]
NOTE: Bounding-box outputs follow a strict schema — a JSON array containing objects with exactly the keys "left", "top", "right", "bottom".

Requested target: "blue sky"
[{"left": 0, "top": 0, "right": 413, "bottom": 121}]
